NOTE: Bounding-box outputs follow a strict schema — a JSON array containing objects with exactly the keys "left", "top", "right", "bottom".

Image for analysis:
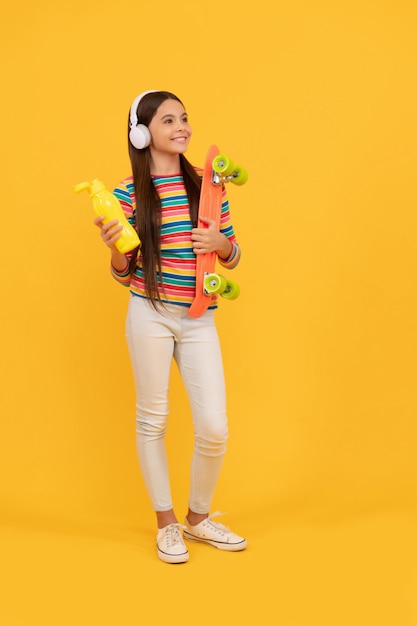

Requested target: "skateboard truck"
[{"left": 212, "top": 155, "right": 248, "bottom": 186}]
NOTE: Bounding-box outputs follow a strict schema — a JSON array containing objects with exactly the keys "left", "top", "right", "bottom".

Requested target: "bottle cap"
[{"left": 73, "top": 179, "right": 106, "bottom": 196}]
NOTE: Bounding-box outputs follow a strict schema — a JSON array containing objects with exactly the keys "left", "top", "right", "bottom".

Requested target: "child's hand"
[
  {"left": 191, "top": 217, "right": 232, "bottom": 259},
  {"left": 94, "top": 217, "right": 123, "bottom": 250},
  {"left": 191, "top": 217, "right": 222, "bottom": 254}
]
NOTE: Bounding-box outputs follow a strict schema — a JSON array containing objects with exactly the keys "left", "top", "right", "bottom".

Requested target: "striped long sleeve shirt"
[{"left": 110, "top": 170, "right": 241, "bottom": 308}]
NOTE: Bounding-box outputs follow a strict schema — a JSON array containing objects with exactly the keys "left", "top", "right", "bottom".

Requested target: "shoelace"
[
  {"left": 204, "top": 512, "right": 231, "bottom": 535},
  {"left": 160, "top": 523, "right": 186, "bottom": 547}
]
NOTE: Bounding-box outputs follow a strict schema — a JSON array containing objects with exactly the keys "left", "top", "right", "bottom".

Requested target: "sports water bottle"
[{"left": 74, "top": 179, "right": 140, "bottom": 254}]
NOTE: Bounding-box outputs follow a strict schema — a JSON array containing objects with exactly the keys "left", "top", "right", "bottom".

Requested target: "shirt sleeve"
[{"left": 217, "top": 186, "right": 241, "bottom": 270}]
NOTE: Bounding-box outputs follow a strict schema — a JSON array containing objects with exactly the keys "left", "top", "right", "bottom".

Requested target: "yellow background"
[{"left": 1, "top": 0, "right": 417, "bottom": 624}]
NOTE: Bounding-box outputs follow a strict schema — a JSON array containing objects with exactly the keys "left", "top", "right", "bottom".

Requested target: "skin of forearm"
[
  {"left": 111, "top": 248, "right": 129, "bottom": 272},
  {"left": 216, "top": 233, "right": 233, "bottom": 260}
]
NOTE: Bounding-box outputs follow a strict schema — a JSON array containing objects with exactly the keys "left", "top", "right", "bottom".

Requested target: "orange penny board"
[{"left": 188, "top": 145, "right": 222, "bottom": 318}]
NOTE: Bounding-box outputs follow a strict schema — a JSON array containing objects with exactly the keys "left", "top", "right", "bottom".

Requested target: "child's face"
[{"left": 148, "top": 99, "right": 192, "bottom": 157}]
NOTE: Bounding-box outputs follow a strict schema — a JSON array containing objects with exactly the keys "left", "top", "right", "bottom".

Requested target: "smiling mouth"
[{"left": 172, "top": 136, "right": 188, "bottom": 142}]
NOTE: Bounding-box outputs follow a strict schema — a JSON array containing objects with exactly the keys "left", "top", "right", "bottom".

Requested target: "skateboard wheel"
[
  {"left": 204, "top": 273, "right": 227, "bottom": 294},
  {"left": 230, "top": 166, "right": 248, "bottom": 186},
  {"left": 212, "top": 155, "right": 235, "bottom": 176},
  {"left": 221, "top": 280, "right": 240, "bottom": 300}
]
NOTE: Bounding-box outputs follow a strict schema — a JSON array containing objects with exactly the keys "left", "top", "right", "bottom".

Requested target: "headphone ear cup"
[{"left": 129, "top": 123, "right": 151, "bottom": 149}]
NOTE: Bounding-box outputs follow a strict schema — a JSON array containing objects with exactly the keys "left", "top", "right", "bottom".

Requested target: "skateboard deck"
[{"left": 188, "top": 145, "right": 246, "bottom": 319}]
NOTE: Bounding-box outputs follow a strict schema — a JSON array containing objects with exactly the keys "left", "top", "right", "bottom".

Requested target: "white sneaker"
[
  {"left": 156, "top": 523, "right": 189, "bottom": 564},
  {"left": 183, "top": 512, "right": 247, "bottom": 551}
]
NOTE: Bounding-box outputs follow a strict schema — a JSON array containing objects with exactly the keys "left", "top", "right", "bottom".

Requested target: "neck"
[{"left": 150, "top": 151, "right": 181, "bottom": 176}]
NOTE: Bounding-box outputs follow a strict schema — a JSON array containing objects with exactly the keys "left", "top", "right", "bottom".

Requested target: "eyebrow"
[{"left": 160, "top": 112, "right": 188, "bottom": 120}]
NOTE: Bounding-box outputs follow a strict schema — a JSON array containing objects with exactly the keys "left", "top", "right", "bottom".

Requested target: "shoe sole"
[
  {"left": 157, "top": 548, "right": 189, "bottom": 564},
  {"left": 183, "top": 531, "right": 247, "bottom": 552}
]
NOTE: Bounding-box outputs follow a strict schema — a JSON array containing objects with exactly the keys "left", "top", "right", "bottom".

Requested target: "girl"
[{"left": 94, "top": 90, "right": 247, "bottom": 564}]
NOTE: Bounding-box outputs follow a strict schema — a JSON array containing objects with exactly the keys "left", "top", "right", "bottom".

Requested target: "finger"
[
  {"left": 103, "top": 231, "right": 122, "bottom": 249},
  {"left": 95, "top": 217, "right": 120, "bottom": 230},
  {"left": 102, "top": 219, "right": 120, "bottom": 231},
  {"left": 109, "top": 233, "right": 121, "bottom": 245},
  {"left": 103, "top": 226, "right": 123, "bottom": 243},
  {"left": 191, "top": 228, "right": 205, "bottom": 237},
  {"left": 198, "top": 216, "right": 215, "bottom": 227},
  {"left": 102, "top": 223, "right": 122, "bottom": 238},
  {"left": 106, "top": 223, "right": 123, "bottom": 235}
]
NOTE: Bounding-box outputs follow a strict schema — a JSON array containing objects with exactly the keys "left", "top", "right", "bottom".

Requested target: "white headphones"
[{"left": 129, "top": 90, "right": 158, "bottom": 149}]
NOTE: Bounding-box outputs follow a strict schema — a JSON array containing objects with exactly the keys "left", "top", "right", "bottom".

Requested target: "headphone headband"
[{"left": 129, "top": 90, "right": 158, "bottom": 128}]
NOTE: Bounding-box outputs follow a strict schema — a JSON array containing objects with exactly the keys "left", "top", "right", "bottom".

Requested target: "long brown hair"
[{"left": 128, "top": 91, "right": 201, "bottom": 308}]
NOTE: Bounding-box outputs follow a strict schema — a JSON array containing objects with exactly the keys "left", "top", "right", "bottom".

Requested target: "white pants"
[{"left": 125, "top": 295, "right": 228, "bottom": 513}]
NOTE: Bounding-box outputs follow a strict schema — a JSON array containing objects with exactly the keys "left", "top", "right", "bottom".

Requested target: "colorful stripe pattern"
[{"left": 110, "top": 171, "right": 240, "bottom": 307}]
